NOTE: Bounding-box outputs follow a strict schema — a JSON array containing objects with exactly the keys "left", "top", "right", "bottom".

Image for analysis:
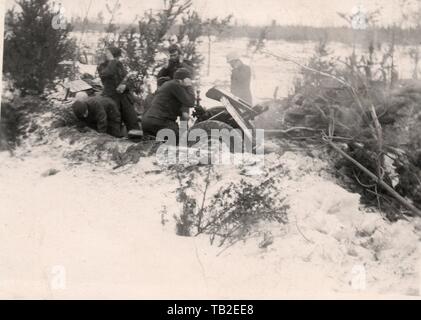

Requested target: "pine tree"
[
  {"left": 102, "top": 0, "right": 231, "bottom": 95},
  {"left": 3, "top": 0, "right": 76, "bottom": 95}
]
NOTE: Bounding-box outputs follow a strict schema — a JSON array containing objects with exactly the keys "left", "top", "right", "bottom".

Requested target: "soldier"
[
  {"left": 226, "top": 51, "right": 253, "bottom": 105},
  {"left": 157, "top": 44, "right": 194, "bottom": 80},
  {"left": 72, "top": 96, "right": 123, "bottom": 138},
  {"left": 97, "top": 46, "right": 140, "bottom": 132},
  {"left": 142, "top": 68, "right": 195, "bottom": 141}
]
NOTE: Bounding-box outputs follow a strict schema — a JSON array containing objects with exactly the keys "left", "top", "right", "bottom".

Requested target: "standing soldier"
[
  {"left": 97, "top": 46, "right": 141, "bottom": 133},
  {"left": 158, "top": 44, "right": 194, "bottom": 80},
  {"left": 226, "top": 51, "right": 253, "bottom": 105}
]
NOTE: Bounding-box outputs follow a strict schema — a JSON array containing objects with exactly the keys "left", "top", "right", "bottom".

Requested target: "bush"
[
  {"left": 280, "top": 40, "right": 421, "bottom": 216},
  {"left": 173, "top": 165, "right": 289, "bottom": 246},
  {"left": 3, "top": 0, "right": 76, "bottom": 95},
  {"left": 202, "top": 178, "right": 289, "bottom": 247}
]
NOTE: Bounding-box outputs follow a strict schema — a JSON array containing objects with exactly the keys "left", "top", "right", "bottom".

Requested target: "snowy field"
[{"left": 1, "top": 142, "right": 420, "bottom": 299}]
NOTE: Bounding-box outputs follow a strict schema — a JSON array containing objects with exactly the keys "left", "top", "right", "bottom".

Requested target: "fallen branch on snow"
[{"left": 323, "top": 134, "right": 421, "bottom": 217}]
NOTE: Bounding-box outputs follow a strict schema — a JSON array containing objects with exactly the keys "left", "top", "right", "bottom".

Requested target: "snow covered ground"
[{"left": 0, "top": 136, "right": 420, "bottom": 298}]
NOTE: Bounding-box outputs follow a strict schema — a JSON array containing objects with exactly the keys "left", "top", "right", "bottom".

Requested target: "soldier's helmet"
[
  {"left": 174, "top": 68, "right": 192, "bottom": 81},
  {"left": 226, "top": 51, "right": 241, "bottom": 63},
  {"left": 72, "top": 100, "right": 88, "bottom": 120}
]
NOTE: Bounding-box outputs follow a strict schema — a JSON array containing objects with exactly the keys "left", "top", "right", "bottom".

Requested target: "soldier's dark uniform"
[
  {"left": 142, "top": 79, "right": 195, "bottom": 138},
  {"left": 97, "top": 59, "right": 140, "bottom": 131},
  {"left": 72, "top": 96, "right": 123, "bottom": 138}
]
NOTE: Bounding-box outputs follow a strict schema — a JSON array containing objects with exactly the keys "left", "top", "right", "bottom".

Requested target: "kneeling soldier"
[
  {"left": 72, "top": 96, "right": 123, "bottom": 138},
  {"left": 142, "top": 68, "right": 195, "bottom": 141}
]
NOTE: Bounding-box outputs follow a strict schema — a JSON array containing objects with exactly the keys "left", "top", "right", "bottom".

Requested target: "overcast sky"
[{"left": 5, "top": 0, "right": 406, "bottom": 27}]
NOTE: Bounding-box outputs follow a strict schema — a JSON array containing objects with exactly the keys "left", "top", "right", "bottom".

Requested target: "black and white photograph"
[{"left": 0, "top": 0, "right": 421, "bottom": 301}]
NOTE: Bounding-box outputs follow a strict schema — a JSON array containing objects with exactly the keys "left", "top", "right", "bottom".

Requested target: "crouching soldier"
[
  {"left": 142, "top": 68, "right": 195, "bottom": 142},
  {"left": 72, "top": 96, "right": 123, "bottom": 138}
]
